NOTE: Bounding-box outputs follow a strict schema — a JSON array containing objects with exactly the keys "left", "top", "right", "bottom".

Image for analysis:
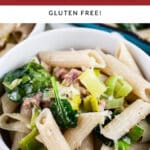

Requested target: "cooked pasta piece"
[
  {"left": 11, "top": 132, "right": 26, "bottom": 150},
  {"left": 11, "top": 105, "right": 31, "bottom": 150},
  {"left": 64, "top": 111, "right": 108, "bottom": 150},
  {"left": 115, "top": 43, "right": 142, "bottom": 75},
  {"left": 36, "top": 134, "right": 43, "bottom": 143},
  {"left": 130, "top": 143, "right": 150, "bottom": 150},
  {"left": 98, "top": 50, "right": 150, "bottom": 102},
  {"left": 79, "top": 134, "right": 94, "bottom": 150},
  {"left": 1, "top": 94, "right": 18, "bottom": 113},
  {"left": 0, "top": 43, "right": 14, "bottom": 57},
  {"left": 0, "top": 113, "right": 29, "bottom": 133},
  {"left": 39, "top": 50, "right": 106, "bottom": 69},
  {"left": 35, "top": 108, "right": 70, "bottom": 150},
  {"left": 101, "top": 100, "right": 150, "bottom": 140}
]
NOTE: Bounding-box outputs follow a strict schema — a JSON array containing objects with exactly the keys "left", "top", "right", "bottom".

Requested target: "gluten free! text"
[{"left": 49, "top": 10, "right": 101, "bottom": 16}]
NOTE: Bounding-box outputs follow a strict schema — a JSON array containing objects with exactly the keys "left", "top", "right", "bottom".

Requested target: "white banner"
[{"left": 0, "top": 6, "right": 150, "bottom": 23}]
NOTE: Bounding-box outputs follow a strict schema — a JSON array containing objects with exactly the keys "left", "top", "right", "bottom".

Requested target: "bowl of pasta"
[
  {"left": 0, "top": 28, "right": 150, "bottom": 150},
  {"left": 0, "top": 23, "right": 45, "bottom": 57}
]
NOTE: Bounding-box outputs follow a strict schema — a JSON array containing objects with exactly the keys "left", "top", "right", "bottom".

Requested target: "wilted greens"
[
  {"left": 3, "top": 61, "right": 51, "bottom": 102},
  {"left": 50, "top": 76, "right": 78, "bottom": 129}
]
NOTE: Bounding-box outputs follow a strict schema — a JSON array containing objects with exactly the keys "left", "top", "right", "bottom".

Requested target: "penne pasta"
[
  {"left": 129, "top": 143, "right": 150, "bottom": 150},
  {"left": 78, "top": 134, "right": 94, "bottom": 150},
  {"left": 35, "top": 108, "right": 70, "bottom": 150},
  {"left": 98, "top": 50, "right": 150, "bottom": 102},
  {"left": 39, "top": 50, "right": 106, "bottom": 69},
  {"left": 0, "top": 113, "right": 29, "bottom": 133},
  {"left": 11, "top": 132, "right": 26, "bottom": 150},
  {"left": 64, "top": 111, "right": 107, "bottom": 150},
  {"left": 101, "top": 100, "right": 150, "bottom": 140},
  {"left": 1, "top": 94, "right": 18, "bottom": 113},
  {"left": 115, "top": 43, "right": 142, "bottom": 76},
  {"left": 11, "top": 104, "right": 31, "bottom": 150}
]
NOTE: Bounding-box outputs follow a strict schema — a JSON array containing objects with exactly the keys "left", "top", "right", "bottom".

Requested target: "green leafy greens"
[
  {"left": 50, "top": 76, "right": 78, "bottom": 129},
  {"left": 3, "top": 61, "right": 51, "bottom": 102}
]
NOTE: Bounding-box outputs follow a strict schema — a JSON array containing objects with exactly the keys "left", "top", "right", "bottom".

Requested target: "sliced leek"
[{"left": 79, "top": 69, "right": 106, "bottom": 98}]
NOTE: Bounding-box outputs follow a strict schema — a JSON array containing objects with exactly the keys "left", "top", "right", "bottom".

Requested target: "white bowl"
[
  {"left": 0, "top": 28, "right": 150, "bottom": 150},
  {"left": 29, "top": 23, "right": 45, "bottom": 37}
]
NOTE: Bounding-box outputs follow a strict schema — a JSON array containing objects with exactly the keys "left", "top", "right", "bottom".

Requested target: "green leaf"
[{"left": 50, "top": 76, "right": 78, "bottom": 129}]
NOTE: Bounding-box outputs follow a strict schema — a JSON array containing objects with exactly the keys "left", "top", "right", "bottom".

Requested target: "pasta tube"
[
  {"left": 35, "top": 108, "right": 70, "bottom": 150},
  {"left": 11, "top": 104, "right": 32, "bottom": 150},
  {"left": 115, "top": 43, "right": 142, "bottom": 76},
  {"left": 101, "top": 100, "right": 150, "bottom": 140},
  {"left": 39, "top": 50, "right": 106, "bottom": 69},
  {"left": 64, "top": 111, "right": 108, "bottom": 149},
  {"left": 79, "top": 134, "right": 94, "bottom": 150},
  {"left": 0, "top": 113, "right": 29, "bottom": 133},
  {"left": 130, "top": 143, "right": 150, "bottom": 150},
  {"left": 98, "top": 50, "right": 150, "bottom": 102},
  {"left": 1, "top": 94, "right": 18, "bottom": 113}
]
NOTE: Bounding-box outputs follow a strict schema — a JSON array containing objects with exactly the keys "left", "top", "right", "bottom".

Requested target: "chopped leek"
[
  {"left": 103, "top": 76, "right": 132, "bottom": 109},
  {"left": 105, "top": 76, "right": 119, "bottom": 96},
  {"left": 20, "top": 106, "right": 45, "bottom": 150},
  {"left": 90, "top": 96, "right": 99, "bottom": 112},
  {"left": 105, "top": 75, "right": 132, "bottom": 98},
  {"left": 94, "top": 69, "right": 100, "bottom": 77},
  {"left": 114, "top": 137, "right": 131, "bottom": 150},
  {"left": 79, "top": 69, "right": 106, "bottom": 98},
  {"left": 83, "top": 96, "right": 92, "bottom": 112},
  {"left": 20, "top": 128, "right": 46, "bottom": 150},
  {"left": 105, "top": 98, "right": 124, "bottom": 109},
  {"left": 70, "top": 94, "right": 81, "bottom": 110},
  {"left": 127, "top": 125, "right": 144, "bottom": 143},
  {"left": 83, "top": 95, "right": 99, "bottom": 112},
  {"left": 30, "top": 107, "right": 40, "bottom": 129},
  {"left": 115, "top": 80, "right": 132, "bottom": 98},
  {"left": 114, "top": 125, "right": 143, "bottom": 150}
]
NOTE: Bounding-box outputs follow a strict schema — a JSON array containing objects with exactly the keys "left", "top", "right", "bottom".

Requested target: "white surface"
[
  {"left": 0, "top": 28, "right": 150, "bottom": 149},
  {"left": 29, "top": 23, "right": 45, "bottom": 37},
  {"left": 0, "top": 6, "right": 150, "bottom": 22}
]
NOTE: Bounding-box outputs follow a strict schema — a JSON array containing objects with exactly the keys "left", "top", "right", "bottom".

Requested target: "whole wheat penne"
[
  {"left": 11, "top": 104, "right": 31, "bottom": 150},
  {"left": 78, "top": 134, "right": 94, "bottom": 150},
  {"left": 101, "top": 100, "right": 150, "bottom": 140},
  {"left": 98, "top": 50, "right": 150, "bottom": 102},
  {"left": 11, "top": 132, "right": 25, "bottom": 150},
  {"left": 36, "top": 108, "right": 70, "bottom": 150},
  {"left": 130, "top": 143, "right": 150, "bottom": 150},
  {"left": 64, "top": 111, "right": 107, "bottom": 150},
  {"left": 1, "top": 94, "right": 18, "bottom": 113},
  {"left": 115, "top": 43, "right": 142, "bottom": 76},
  {"left": 39, "top": 50, "right": 106, "bottom": 69},
  {"left": 100, "top": 144, "right": 113, "bottom": 150}
]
